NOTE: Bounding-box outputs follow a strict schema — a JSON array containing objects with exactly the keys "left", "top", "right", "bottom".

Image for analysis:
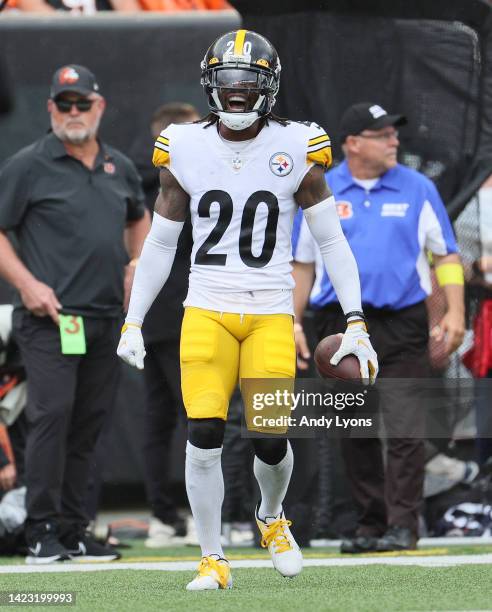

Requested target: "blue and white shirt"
[{"left": 292, "top": 161, "right": 458, "bottom": 310}]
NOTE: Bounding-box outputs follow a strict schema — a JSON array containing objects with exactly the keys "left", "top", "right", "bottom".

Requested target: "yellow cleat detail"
[
  {"left": 259, "top": 518, "right": 293, "bottom": 554},
  {"left": 186, "top": 556, "right": 232, "bottom": 591},
  {"left": 255, "top": 507, "right": 303, "bottom": 577}
]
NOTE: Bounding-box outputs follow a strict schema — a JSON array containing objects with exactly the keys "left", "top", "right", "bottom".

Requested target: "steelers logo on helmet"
[
  {"left": 201, "top": 30, "right": 281, "bottom": 131},
  {"left": 269, "top": 153, "right": 293, "bottom": 177}
]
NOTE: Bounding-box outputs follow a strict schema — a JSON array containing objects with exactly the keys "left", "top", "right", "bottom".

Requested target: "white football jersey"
[{"left": 153, "top": 119, "right": 331, "bottom": 314}]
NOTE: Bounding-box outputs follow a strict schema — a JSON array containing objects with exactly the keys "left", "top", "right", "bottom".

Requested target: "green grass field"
[
  {"left": 0, "top": 565, "right": 491, "bottom": 612},
  {"left": 0, "top": 544, "right": 491, "bottom": 611}
]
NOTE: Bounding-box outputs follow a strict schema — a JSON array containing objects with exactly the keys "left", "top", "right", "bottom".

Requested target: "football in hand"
[{"left": 314, "top": 334, "right": 362, "bottom": 381}]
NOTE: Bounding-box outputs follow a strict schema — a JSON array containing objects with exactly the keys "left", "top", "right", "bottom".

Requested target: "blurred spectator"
[
  {"left": 136, "top": 101, "right": 198, "bottom": 547},
  {"left": 137, "top": 102, "right": 199, "bottom": 210},
  {"left": 10, "top": 0, "right": 231, "bottom": 10},
  {"left": 0, "top": 304, "right": 28, "bottom": 556},
  {"left": 14, "top": 0, "right": 140, "bottom": 13},
  {"left": 0, "top": 304, "right": 26, "bottom": 493},
  {"left": 0, "top": 428, "right": 16, "bottom": 492},
  {"left": 461, "top": 174, "right": 492, "bottom": 467},
  {"left": 293, "top": 102, "right": 465, "bottom": 553},
  {"left": 0, "top": 64, "right": 150, "bottom": 563},
  {"left": 138, "top": 0, "right": 231, "bottom": 10}
]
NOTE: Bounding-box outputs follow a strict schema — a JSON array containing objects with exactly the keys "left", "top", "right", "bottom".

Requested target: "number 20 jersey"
[{"left": 152, "top": 119, "right": 331, "bottom": 310}]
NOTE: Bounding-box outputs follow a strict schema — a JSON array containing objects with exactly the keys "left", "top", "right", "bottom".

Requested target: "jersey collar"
[
  {"left": 334, "top": 160, "right": 401, "bottom": 193},
  {"left": 46, "top": 133, "right": 112, "bottom": 166},
  {"left": 46, "top": 132, "right": 70, "bottom": 159}
]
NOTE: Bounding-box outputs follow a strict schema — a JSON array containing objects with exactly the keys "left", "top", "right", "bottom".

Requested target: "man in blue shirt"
[{"left": 293, "top": 102, "right": 465, "bottom": 552}]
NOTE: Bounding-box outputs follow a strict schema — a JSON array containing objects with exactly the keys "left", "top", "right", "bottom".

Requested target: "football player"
[{"left": 118, "top": 30, "right": 378, "bottom": 590}]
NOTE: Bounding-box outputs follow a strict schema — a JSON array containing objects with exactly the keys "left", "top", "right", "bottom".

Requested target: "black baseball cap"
[
  {"left": 50, "top": 64, "right": 100, "bottom": 99},
  {"left": 340, "top": 102, "right": 407, "bottom": 142}
]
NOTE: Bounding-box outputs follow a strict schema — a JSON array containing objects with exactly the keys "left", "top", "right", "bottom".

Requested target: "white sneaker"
[
  {"left": 186, "top": 555, "right": 232, "bottom": 591},
  {"left": 145, "top": 518, "right": 177, "bottom": 548},
  {"left": 255, "top": 506, "right": 303, "bottom": 578}
]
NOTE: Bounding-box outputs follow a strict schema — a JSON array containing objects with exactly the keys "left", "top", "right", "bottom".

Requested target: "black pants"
[
  {"left": 12, "top": 311, "right": 120, "bottom": 531},
  {"left": 314, "top": 301, "right": 429, "bottom": 537},
  {"left": 143, "top": 339, "right": 185, "bottom": 525}
]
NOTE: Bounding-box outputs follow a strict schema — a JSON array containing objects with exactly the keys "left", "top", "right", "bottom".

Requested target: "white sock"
[
  {"left": 185, "top": 441, "right": 224, "bottom": 558},
  {"left": 254, "top": 441, "right": 294, "bottom": 520}
]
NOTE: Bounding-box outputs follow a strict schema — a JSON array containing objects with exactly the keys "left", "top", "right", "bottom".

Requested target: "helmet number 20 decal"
[
  {"left": 194, "top": 190, "right": 279, "bottom": 268},
  {"left": 225, "top": 39, "right": 252, "bottom": 56}
]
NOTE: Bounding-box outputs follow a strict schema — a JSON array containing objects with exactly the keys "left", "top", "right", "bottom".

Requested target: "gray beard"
[
  {"left": 52, "top": 120, "right": 99, "bottom": 145},
  {"left": 65, "top": 132, "right": 90, "bottom": 145}
]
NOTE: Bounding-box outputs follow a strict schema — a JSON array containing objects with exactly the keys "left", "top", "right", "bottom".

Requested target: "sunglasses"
[{"left": 54, "top": 98, "right": 94, "bottom": 113}]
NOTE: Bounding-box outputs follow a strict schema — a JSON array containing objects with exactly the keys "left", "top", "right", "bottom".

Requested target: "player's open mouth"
[{"left": 226, "top": 94, "right": 248, "bottom": 112}]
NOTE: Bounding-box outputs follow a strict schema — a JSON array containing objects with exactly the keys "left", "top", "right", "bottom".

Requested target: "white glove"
[
  {"left": 330, "top": 321, "right": 379, "bottom": 384},
  {"left": 117, "top": 323, "right": 146, "bottom": 370}
]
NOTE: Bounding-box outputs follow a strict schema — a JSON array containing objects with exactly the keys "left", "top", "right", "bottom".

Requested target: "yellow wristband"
[
  {"left": 435, "top": 263, "right": 464, "bottom": 286},
  {"left": 121, "top": 322, "right": 142, "bottom": 334}
]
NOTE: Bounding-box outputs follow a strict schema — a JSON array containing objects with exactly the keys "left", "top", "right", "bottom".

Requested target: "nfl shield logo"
[{"left": 269, "top": 153, "right": 293, "bottom": 176}]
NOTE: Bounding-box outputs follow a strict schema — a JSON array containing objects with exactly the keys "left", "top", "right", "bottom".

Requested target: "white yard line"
[
  {"left": 311, "top": 536, "right": 492, "bottom": 547},
  {"left": 0, "top": 554, "right": 491, "bottom": 574}
]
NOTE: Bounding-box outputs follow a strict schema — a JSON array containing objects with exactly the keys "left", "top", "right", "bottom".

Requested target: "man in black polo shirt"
[{"left": 0, "top": 64, "right": 150, "bottom": 564}]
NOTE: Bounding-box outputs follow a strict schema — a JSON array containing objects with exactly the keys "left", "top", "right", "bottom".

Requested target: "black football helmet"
[{"left": 200, "top": 30, "right": 281, "bottom": 130}]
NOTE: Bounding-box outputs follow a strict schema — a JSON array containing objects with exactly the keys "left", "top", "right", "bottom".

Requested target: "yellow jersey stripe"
[
  {"left": 308, "top": 134, "right": 330, "bottom": 146},
  {"left": 157, "top": 136, "right": 169, "bottom": 145},
  {"left": 152, "top": 148, "right": 170, "bottom": 167},
  {"left": 234, "top": 29, "right": 247, "bottom": 55},
  {"left": 307, "top": 146, "right": 332, "bottom": 169},
  {"left": 308, "top": 142, "right": 332, "bottom": 154},
  {"left": 154, "top": 141, "right": 169, "bottom": 152}
]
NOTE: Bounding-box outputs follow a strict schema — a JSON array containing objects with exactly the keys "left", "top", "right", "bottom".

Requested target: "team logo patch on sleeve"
[{"left": 269, "top": 153, "right": 293, "bottom": 176}]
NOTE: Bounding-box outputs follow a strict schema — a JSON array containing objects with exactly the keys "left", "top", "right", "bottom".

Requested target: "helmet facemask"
[{"left": 201, "top": 65, "right": 279, "bottom": 131}]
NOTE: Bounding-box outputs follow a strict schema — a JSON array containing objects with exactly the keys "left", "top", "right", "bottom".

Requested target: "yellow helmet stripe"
[{"left": 234, "top": 29, "right": 247, "bottom": 55}]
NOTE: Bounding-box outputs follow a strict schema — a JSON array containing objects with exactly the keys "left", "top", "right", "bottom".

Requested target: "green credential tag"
[{"left": 59, "top": 315, "right": 86, "bottom": 355}]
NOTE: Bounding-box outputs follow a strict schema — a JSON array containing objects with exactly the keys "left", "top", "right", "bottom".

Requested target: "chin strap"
[{"left": 218, "top": 111, "right": 259, "bottom": 130}]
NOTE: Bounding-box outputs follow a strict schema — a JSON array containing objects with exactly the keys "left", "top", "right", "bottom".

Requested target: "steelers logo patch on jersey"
[{"left": 269, "top": 153, "right": 293, "bottom": 177}]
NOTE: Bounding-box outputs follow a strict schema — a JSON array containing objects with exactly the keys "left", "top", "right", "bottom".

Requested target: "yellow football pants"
[{"left": 180, "top": 307, "right": 296, "bottom": 420}]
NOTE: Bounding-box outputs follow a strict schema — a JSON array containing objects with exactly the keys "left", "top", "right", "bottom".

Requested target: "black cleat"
[
  {"left": 376, "top": 526, "right": 417, "bottom": 552},
  {"left": 62, "top": 530, "right": 121, "bottom": 562},
  {"left": 25, "top": 523, "right": 71, "bottom": 565},
  {"left": 340, "top": 535, "right": 379, "bottom": 554}
]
